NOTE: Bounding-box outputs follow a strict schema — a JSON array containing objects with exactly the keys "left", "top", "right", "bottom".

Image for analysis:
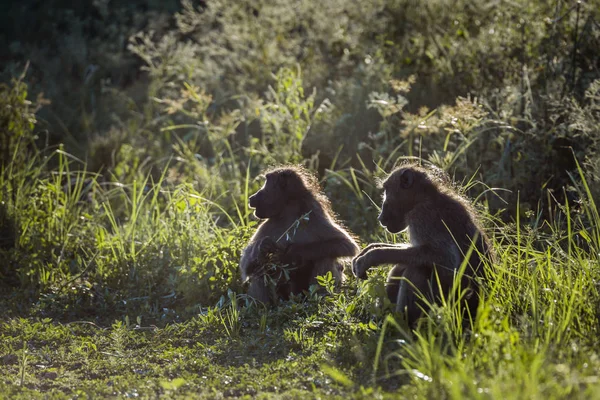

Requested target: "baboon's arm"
[
  {"left": 239, "top": 253, "right": 250, "bottom": 281},
  {"left": 239, "top": 246, "right": 256, "bottom": 281},
  {"left": 356, "top": 242, "right": 408, "bottom": 257},
  {"left": 368, "top": 245, "right": 449, "bottom": 266},
  {"left": 352, "top": 245, "right": 457, "bottom": 279}
]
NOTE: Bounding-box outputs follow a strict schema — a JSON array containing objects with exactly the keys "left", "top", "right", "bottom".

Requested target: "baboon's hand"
[
  {"left": 352, "top": 253, "right": 371, "bottom": 280},
  {"left": 258, "top": 236, "right": 279, "bottom": 255},
  {"left": 282, "top": 243, "right": 304, "bottom": 265},
  {"left": 244, "top": 260, "right": 259, "bottom": 280}
]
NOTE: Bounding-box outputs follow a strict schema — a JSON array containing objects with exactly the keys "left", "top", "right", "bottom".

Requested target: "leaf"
[
  {"left": 321, "top": 364, "right": 353, "bottom": 387},
  {"left": 578, "top": 229, "right": 591, "bottom": 243},
  {"left": 159, "top": 378, "right": 186, "bottom": 390}
]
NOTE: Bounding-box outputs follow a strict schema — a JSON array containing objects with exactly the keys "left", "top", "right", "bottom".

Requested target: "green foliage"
[
  {"left": 1, "top": 0, "right": 600, "bottom": 397},
  {"left": 255, "top": 67, "right": 318, "bottom": 165},
  {"left": 218, "top": 290, "right": 242, "bottom": 338},
  {"left": 0, "top": 75, "right": 40, "bottom": 168},
  {"left": 0, "top": 129, "right": 251, "bottom": 310}
]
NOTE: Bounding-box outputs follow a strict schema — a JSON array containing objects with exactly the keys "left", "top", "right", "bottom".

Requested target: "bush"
[{"left": 0, "top": 0, "right": 598, "bottom": 332}]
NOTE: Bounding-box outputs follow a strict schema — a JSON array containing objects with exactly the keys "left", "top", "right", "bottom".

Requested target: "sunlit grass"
[
  {"left": 2, "top": 149, "right": 600, "bottom": 397},
  {"left": 2, "top": 38, "right": 600, "bottom": 396}
]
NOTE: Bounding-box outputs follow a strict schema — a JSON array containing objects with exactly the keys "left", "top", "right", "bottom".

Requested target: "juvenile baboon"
[
  {"left": 240, "top": 166, "right": 359, "bottom": 303},
  {"left": 352, "top": 164, "right": 493, "bottom": 325}
]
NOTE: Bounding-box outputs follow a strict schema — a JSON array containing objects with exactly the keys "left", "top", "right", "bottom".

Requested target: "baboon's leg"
[
  {"left": 247, "top": 277, "right": 271, "bottom": 303},
  {"left": 386, "top": 265, "right": 433, "bottom": 325},
  {"left": 428, "top": 268, "right": 477, "bottom": 321},
  {"left": 281, "top": 261, "right": 310, "bottom": 296},
  {"left": 386, "top": 264, "right": 408, "bottom": 307},
  {"left": 461, "top": 276, "right": 480, "bottom": 323},
  {"left": 290, "top": 259, "right": 344, "bottom": 296},
  {"left": 310, "top": 258, "right": 344, "bottom": 285},
  {"left": 399, "top": 267, "right": 432, "bottom": 325}
]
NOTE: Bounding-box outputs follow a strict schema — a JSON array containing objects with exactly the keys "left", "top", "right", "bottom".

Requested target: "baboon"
[
  {"left": 240, "top": 166, "right": 359, "bottom": 303},
  {"left": 352, "top": 164, "right": 493, "bottom": 325}
]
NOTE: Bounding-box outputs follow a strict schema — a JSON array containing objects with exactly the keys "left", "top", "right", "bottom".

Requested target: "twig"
[
  {"left": 276, "top": 210, "right": 312, "bottom": 243},
  {"left": 56, "top": 251, "right": 99, "bottom": 292}
]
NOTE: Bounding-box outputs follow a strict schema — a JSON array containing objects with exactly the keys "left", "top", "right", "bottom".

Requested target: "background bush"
[{"left": 2, "top": 0, "right": 600, "bottom": 311}]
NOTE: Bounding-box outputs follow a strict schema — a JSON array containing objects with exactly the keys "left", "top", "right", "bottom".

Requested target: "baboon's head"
[
  {"left": 248, "top": 167, "right": 314, "bottom": 219},
  {"left": 378, "top": 165, "right": 436, "bottom": 233}
]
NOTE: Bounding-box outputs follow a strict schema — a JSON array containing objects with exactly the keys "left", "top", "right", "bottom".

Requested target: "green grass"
[
  {"left": 0, "top": 307, "right": 382, "bottom": 399},
  {"left": 2, "top": 126, "right": 600, "bottom": 400},
  {"left": 1, "top": 2, "right": 600, "bottom": 396},
  {"left": 1, "top": 162, "right": 600, "bottom": 398},
  {"left": 1, "top": 235, "right": 600, "bottom": 399}
]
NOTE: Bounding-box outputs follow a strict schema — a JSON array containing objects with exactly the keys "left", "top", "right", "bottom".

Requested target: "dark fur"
[
  {"left": 352, "top": 164, "right": 493, "bottom": 325},
  {"left": 240, "top": 166, "right": 359, "bottom": 303}
]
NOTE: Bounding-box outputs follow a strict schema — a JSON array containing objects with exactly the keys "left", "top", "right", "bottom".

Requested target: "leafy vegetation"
[{"left": 1, "top": 0, "right": 600, "bottom": 398}]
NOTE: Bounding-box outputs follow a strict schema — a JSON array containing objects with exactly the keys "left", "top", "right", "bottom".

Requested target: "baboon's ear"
[{"left": 400, "top": 169, "right": 414, "bottom": 189}]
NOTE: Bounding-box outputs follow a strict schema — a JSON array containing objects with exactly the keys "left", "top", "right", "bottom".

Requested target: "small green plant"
[
  {"left": 259, "top": 310, "right": 268, "bottom": 334},
  {"left": 0, "top": 69, "right": 45, "bottom": 170},
  {"left": 283, "top": 326, "right": 315, "bottom": 350},
  {"left": 218, "top": 290, "right": 241, "bottom": 338},
  {"left": 313, "top": 271, "right": 336, "bottom": 296},
  {"left": 17, "top": 342, "right": 28, "bottom": 387},
  {"left": 256, "top": 67, "right": 318, "bottom": 164}
]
